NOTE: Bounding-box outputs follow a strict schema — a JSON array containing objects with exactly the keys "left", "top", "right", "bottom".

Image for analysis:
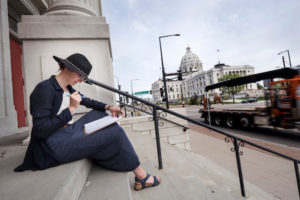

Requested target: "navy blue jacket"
[{"left": 14, "top": 75, "right": 107, "bottom": 171}]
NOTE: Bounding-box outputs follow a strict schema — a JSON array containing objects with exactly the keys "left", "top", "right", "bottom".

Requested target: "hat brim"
[{"left": 53, "top": 55, "right": 88, "bottom": 82}]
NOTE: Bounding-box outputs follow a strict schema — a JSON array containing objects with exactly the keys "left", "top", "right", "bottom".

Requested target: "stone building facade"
[
  {"left": 184, "top": 63, "right": 257, "bottom": 99},
  {"left": 0, "top": 0, "right": 114, "bottom": 137},
  {"left": 151, "top": 46, "right": 257, "bottom": 103}
]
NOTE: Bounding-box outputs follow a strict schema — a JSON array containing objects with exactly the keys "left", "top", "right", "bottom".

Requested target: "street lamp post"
[
  {"left": 159, "top": 33, "right": 180, "bottom": 109},
  {"left": 278, "top": 50, "right": 292, "bottom": 67},
  {"left": 114, "top": 75, "right": 121, "bottom": 97},
  {"left": 131, "top": 78, "right": 139, "bottom": 106}
]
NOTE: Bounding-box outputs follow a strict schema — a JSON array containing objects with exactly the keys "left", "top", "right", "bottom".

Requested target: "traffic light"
[
  {"left": 150, "top": 90, "right": 152, "bottom": 94},
  {"left": 160, "top": 88, "right": 164, "bottom": 97},
  {"left": 177, "top": 69, "right": 182, "bottom": 81},
  {"left": 125, "top": 91, "right": 129, "bottom": 103}
]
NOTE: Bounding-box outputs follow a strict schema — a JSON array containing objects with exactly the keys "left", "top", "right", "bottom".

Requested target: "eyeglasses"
[{"left": 79, "top": 74, "right": 86, "bottom": 82}]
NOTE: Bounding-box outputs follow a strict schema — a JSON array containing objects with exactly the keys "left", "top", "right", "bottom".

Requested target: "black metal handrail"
[
  {"left": 87, "top": 78, "right": 300, "bottom": 199},
  {"left": 116, "top": 101, "right": 189, "bottom": 131}
]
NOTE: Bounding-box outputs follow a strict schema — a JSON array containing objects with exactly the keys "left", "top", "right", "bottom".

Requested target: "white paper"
[{"left": 84, "top": 115, "right": 122, "bottom": 135}]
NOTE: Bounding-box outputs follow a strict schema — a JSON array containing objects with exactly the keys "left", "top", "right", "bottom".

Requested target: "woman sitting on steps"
[{"left": 14, "top": 53, "right": 161, "bottom": 191}]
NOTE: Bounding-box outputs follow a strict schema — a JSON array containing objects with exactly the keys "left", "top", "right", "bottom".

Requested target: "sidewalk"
[{"left": 189, "top": 128, "right": 299, "bottom": 200}]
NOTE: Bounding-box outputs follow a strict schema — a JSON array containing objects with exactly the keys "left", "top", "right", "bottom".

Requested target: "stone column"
[
  {"left": 0, "top": 0, "right": 18, "bottom": 137},
  {"left": 46, "top": 0, "right": 102, "bottom": 16}
]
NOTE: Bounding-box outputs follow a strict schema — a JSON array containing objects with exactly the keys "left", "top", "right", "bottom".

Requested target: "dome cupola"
[{"left": 179, "top": 46, "right": 203, "bottom": 73}]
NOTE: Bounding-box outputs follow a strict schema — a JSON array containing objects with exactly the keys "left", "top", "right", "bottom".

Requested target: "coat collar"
[
  {"left": 50, "top": 75, "right": 76, "bottom": 94},
  {"left": 50, "top": 75, "right": 63, "bottom": 91}
]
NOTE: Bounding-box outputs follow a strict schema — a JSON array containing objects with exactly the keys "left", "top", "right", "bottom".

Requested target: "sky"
[{"left": 101, "top": 0, "right": 300, "bottom": 94}]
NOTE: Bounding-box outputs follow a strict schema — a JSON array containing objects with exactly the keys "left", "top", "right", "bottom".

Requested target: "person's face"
[{"left": 68, "top": 70, "right": 85, "bottom": 86}]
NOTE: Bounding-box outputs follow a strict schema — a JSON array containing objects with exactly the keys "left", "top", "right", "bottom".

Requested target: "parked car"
[{"left": 241, "top": 98, "right": 257, "bottom": 103}]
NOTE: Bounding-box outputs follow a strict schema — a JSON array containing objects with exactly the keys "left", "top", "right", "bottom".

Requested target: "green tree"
[
  {"left": 257, "top": 83, "right": 263, "bottom": 89},
  {"left": 218, "top": 73, "right": 244, "bottom": 103},
  {"left": 188, "top": 94, "right": 199, "bottom": 105}
]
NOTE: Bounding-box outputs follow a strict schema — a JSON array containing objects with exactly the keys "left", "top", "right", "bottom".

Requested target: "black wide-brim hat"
[{"left": 53, "top": 53, "right": 92, "bottom": 83}]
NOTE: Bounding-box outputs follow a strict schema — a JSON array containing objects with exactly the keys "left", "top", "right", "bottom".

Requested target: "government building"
[{"left": 151, "top": 46, "right": 257, "bottom": 104}]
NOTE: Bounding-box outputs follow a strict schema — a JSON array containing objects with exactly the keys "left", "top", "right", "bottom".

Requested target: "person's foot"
[{"left": 134, "top": 173, "right": 161, "bottom": 190}]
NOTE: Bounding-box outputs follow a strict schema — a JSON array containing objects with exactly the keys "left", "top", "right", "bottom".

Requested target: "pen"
[{"left": 66, "top": 94, "right": 85, "bottom": 99}]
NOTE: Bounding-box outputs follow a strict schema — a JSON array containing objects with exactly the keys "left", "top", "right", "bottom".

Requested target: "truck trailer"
[{"left": 199, "top": 67, "right": 300, "bottom": 130}]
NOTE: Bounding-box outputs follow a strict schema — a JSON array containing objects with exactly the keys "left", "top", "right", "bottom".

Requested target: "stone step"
[
  {"left": 79, "top": 165, "right": 132, "bottom": 200},
  {"left": 0, "top": 132, "right": 91, "bottom": 200},
  {"left": 129, "top": 160, "right": 244, "bottom": 200},
  {"left": 126, "top": 129, "right": 276, "bottom": 200}
]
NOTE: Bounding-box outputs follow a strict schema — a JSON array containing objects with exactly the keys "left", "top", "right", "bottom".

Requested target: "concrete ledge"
[
  {"left": 120, "top": 111, "right": 191, "bottom": 152},
  {"left": 120, "top": 115, "right": 150, "bottom": 125},
  {"left": 0, "top": 133, "right": 91, "bottom": 200}
]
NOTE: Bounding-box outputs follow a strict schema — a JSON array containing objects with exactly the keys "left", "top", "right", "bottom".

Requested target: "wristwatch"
[{"left": 106, "top": 105, "right": 111, "bottom": 111}]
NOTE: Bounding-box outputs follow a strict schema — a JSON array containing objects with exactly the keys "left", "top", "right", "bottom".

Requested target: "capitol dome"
[{"left": 179, "top": 46, "right": 203, "bottom": 73}]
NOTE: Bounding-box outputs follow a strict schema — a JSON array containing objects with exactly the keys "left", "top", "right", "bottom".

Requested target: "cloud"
[
  {"left": 102, "top": 0, "right": 300, "bottom": 92},
  {"left": 131, "top": 20, "right": 150, "bottom": 32}
]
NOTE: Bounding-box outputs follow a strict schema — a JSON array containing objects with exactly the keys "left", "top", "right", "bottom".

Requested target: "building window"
[{"left": 217, "top": 73, "right": 219, "bottom": 76}]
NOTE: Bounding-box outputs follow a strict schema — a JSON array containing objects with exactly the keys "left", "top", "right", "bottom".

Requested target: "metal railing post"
[
  {"left": 234, "top": 138, "right": 246, "bottom": 197},
  {"left": 294, "top": 161, "right": 300, "bottom": 199},
  {"left": 123, "top": 95, "right": 127, "bottom": 118},
  {"left": 205, "top": 92, "right": 211, "bottom": 126},
  {"left": 153, "top": 106, "right": 163, "bottom": 169}
]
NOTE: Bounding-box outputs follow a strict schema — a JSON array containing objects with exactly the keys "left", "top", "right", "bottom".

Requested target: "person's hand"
[
  {"left": 108, "top": 106, "right": 124, "bottom": 118},
  {"left": 69, "top": 91, "right": 82, "bottom": 114}
]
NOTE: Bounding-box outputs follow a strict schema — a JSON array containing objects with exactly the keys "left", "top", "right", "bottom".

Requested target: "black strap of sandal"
[
  {"left": 135, "top": 173, "right": 151, "bottom": 189},
  {"left": 152, "top": 176, "right": 160, "bottom": 186}
]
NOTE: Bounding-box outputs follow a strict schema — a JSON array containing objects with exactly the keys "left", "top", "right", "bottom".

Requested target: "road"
[{"left": 185, "top": 103, "right": 300, "bottom": 157}]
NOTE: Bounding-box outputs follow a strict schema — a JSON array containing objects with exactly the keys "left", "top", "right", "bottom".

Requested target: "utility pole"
[
  {"left": 282, "top": 56, "right": 286, "bottom": 68},
  {"left": 278, "top": 50, "right": 292, "bottom": 67}
]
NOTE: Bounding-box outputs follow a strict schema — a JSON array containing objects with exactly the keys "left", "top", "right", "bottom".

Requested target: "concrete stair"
[
  {"left": 79, "top": 165, "right": 133, "bottom": 200},
  {"left": 125, "top": 124, "right": 276, "bottom": 200},
  {"left": 0, "top": 117, "right": 276, "bottom": 200},
  {"left": 0, "top": 131, "right": 91, "bottom": 200}
]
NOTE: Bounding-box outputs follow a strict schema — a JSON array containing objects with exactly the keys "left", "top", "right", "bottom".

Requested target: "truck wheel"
[
  {"left": 214, "top": 116, "right": 222, "bottom": 126},
  {"left": 226, "top": 116, "right": 235, "bottom": 128},
  {"left": 240, "top": 117, "right": 250, "bottom": 128}
]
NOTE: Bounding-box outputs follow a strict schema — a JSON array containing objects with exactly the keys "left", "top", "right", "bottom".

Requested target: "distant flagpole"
[{"left": 217, "top": 49, "right": 220, "bottom": 64}]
